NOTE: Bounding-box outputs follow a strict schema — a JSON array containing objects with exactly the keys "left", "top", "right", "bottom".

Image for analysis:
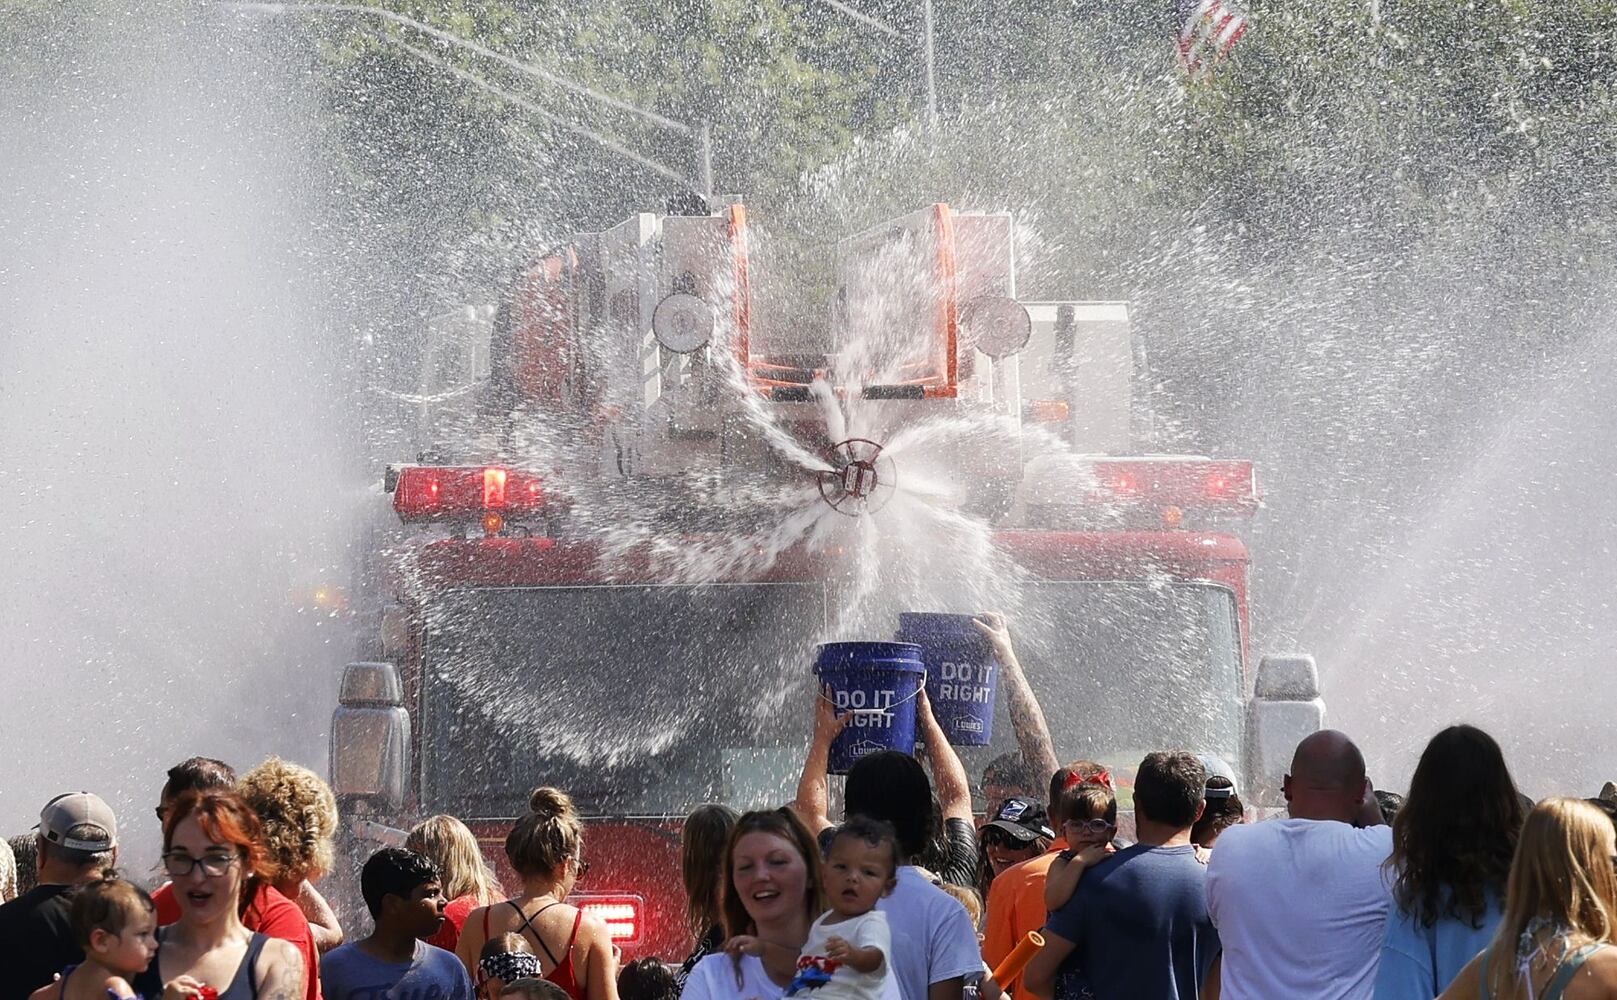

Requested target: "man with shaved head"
[{"left": 1205, "top": 730, "right": 1393, "bottom": 999}]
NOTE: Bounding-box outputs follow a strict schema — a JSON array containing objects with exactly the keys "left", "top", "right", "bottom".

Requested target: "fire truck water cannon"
[{"left": 817, "top": 438, "right": 896, "bottom": 516}]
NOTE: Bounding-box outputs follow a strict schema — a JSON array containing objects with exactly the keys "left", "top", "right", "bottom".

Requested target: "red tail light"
[
  {"left": 574, "top": 895, "right": 643, "bottom": 945},
  {"left": 393, "top": 466, "right": 546, "bottom": 523},
  {"left": 1089, "top": 459, "right": 1259, "bottom": 514}
]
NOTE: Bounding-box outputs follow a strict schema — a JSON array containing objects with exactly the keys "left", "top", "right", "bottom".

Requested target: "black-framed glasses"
[
  {"left": 571, "top": 857, "right": 591, "bottom": 880},
  {"left": 162, "top": 851, "right": 239, "bottom": 878}
]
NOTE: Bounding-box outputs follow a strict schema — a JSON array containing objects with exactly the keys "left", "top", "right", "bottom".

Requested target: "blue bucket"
[
  {"left": 895, "top": 613, "right": 998, "bottom": 747},
  {"left": 814, "top": 641, "right": 927, "bottom": 774}
]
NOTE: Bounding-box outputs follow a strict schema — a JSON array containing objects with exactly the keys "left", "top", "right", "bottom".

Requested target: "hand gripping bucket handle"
[
  {"left": 817, "top": 670, "right": 928, "bottom": 724},
  {"left": 813, "top": 641, "right": 927, "bottom": 773}
]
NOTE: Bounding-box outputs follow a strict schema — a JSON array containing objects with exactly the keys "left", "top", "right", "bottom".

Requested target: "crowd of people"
[{"left": 5, "top": 618, "right": 1617, "bottom": 1000}]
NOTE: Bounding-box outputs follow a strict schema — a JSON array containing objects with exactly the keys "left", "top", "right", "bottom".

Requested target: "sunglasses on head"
[{"left": 981, "top": 829, "right": 1030, "bottom": 848}]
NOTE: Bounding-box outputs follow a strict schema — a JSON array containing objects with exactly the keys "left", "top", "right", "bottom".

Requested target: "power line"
[{"left": 222, "top": 1, "right": 692, "bottom": 134}]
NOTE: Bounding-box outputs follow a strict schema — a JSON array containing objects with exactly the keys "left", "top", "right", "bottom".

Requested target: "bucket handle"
[{"left": 817, "top": 671, "right": 928, "bottom": 723}]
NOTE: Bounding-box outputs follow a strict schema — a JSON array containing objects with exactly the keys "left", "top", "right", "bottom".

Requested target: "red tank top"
[{"left": 482, "top": 901, "right": 585, "bottom": 1000}]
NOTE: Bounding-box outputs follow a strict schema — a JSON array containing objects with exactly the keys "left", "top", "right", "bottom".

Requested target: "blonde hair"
[
  {"left": 938, "top": 881, "right": 983, "bottom": 929},
  {"left": 505, "top": 788, "right": 582, "bottom": 879},
  {"left": 408, "top": 815, "right": 500, "bottom": 905},
  {"left": 1484, "top": 797, "right": 1617, "bottom": 1000},
  {"left": 238, "top": 757, "right": 338, "bottom": 884}
]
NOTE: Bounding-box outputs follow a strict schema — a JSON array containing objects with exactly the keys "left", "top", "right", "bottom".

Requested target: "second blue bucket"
[
  {"left": 895, "top": 612, "right": 999, "bottom": 746},
  {"left": 814, "top": 641, "right": 927, "bottom": 774}
]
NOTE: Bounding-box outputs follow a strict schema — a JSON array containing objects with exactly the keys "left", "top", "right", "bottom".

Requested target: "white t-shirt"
[
  {"left": 681, "top": 952, "right": 905, "bottom": 1000},
  {"left": 1206, "top": 818, "right": 1394, "bottom": 1000},
  {"left": 874, "top": 867, "right": 982, "bottom": 1000},
  {"left": 793, "top": 909, "right": 893, "bottom": 1000}
]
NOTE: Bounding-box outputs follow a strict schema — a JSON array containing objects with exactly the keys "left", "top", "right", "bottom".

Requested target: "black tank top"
[{"left": 132, "top": 929, "right": 268, "bottom": 999}]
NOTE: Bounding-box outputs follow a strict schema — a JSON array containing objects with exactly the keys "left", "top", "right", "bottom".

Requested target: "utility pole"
[
  {"left": 922, "top": 0, "right": 938, "bottom": 126},
  {"left": 698, "top": 122, "right": 714, "bottom": 201}
]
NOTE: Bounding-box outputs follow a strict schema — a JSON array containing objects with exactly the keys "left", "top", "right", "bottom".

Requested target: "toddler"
[
  {"left": 31, "top": 876, "right": 157, "bottom": 1000},
  {"left": 1043, "top": 782, "right": 1118, "bottom": 911}
]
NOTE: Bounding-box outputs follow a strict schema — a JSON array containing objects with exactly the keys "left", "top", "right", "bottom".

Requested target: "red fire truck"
[{"left": 329, "top": 201, "right": 1324, "bottom": 961}]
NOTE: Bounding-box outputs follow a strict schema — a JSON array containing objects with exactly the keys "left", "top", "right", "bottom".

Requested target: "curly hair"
[
  {"left": 238, "top": 757, "right": 338, "bottom": 885},
  {"left": 1390, "top": 725, "right": 1523, "bottom": 928}
]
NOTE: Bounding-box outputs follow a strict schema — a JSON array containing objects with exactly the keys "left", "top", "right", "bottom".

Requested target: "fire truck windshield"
[
  {"left": 418, "top": 579, "right": 1243, "bottom": 819},
  {"left": 420, "top": 583, "right": 824, "bottom": 819},
  {"left": 983, "top": 580, "right": 1246, "bottom": 782}
]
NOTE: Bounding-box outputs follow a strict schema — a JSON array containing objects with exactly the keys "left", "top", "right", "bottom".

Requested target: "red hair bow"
[{"left": 1062, "top": 768, "right": 1113, "bottom": 792}]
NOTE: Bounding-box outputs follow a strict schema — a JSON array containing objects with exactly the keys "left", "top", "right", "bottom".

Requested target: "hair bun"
[{"left": 528, "top": 787, "right": 574, "bottom": 817}]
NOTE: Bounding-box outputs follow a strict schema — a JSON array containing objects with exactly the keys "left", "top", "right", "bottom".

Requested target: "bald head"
[
  {"left": 1290, "top": 730, "right": 1366, "bottom": 788},
  {"left": 1284, "top": 730, "right": 1372, "bottom": 823}
]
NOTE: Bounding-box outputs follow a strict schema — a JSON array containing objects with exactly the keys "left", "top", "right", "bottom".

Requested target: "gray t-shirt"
[{"left": 320, "top": 939, "right": 474, "bottom": 1000}]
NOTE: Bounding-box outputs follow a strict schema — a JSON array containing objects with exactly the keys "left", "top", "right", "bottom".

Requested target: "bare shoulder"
[
  {"left": 1567, "top": 946, "right": 1617, "bottom": 998},
  {"left": 257, "top": 935, "right": 308, "bottom": 1000},
  {"left": 577, "top": 907, "right": 615, "bottom": 950},
  {"left": 26, "top": 983, "right": 55, "bottom": 1000}
]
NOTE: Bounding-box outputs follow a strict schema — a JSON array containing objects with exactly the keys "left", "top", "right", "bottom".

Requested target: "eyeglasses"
[
  {"left": 571, "top": 857, "right": 591, "bottom": 880},
  {"left": 162, "top": 852, "right": 240, "bottom": 878},
  {"left": 1065, "top": 818, "right": 1114, "bottom": 835},
  {"left": 154, "top": 806, "right": 167, "bottom": 823}
]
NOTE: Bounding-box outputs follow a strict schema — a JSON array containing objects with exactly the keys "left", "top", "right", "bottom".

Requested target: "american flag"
[{"left": 1178, "top": 0, "right": 1251, "bottom": 73}]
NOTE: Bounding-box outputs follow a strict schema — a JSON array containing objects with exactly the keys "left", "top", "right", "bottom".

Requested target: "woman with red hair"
[{"left": 133, "top": 791, "right": 305, "bottom": 999}]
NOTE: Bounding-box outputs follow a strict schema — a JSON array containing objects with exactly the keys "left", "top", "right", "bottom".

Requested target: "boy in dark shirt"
[{"left": 320, "top": 848, "right": 473, "bottom": 1000}]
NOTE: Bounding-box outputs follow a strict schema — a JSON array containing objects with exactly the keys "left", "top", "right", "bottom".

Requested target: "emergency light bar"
[
  {"left": 1088, "top": 458, "right": 1260, "bottom": 513},
  {"left": 391, "top": 466, "right": 546, "bottom": 524},
  {"left": 574, "top": 895, "right": 643, "bottom": 946}
]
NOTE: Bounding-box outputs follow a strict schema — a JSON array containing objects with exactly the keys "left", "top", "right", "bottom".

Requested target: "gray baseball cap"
[
  {"left": 38, "top": 792, "right": 118, "bottom": 852},
  {"left": 1196, "top": 754, "right": 1239, "bottom": 800}
]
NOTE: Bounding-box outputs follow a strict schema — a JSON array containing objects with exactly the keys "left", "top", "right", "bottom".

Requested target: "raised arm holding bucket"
[
  {"left": 972, "top": 613, "right": 1060, "bottom": 790},
  {"left": 914, "top": 688, "right": 981, "bottom": 890},
  {"left": 791, "top": 689, "right": 851, "bottom": 836}
]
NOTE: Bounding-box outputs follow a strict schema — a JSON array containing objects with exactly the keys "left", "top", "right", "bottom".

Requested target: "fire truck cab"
[{"left": 329, "top": 200, "right": 1324, "bottom": 960}]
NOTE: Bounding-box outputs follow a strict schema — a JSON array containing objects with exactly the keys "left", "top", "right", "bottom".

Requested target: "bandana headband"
[{"left": 480, "top": 951, "right": 541, "bottom": 983}]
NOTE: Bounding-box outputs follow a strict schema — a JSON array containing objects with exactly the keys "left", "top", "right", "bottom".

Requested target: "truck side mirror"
[
  {"left": 1245, "top": 654, "right": 1324, "bottom": 809},
  {"left": 330, "top": 661, "right": 412, "bottom": 815}
]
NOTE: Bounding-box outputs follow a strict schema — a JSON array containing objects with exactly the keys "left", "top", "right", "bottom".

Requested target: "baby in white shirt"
[{"left": 732, "top": 817, "right": 897, "bottom": 1000}]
